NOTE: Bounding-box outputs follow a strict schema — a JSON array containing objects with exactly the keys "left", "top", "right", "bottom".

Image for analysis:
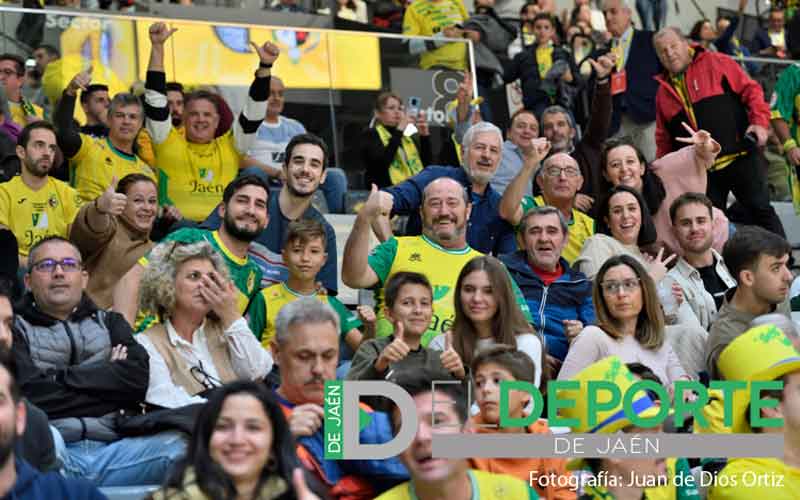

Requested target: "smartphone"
[
  {"left": 406, "top": 96, "right": 421, "bottom": 117},
  {"left": 25, "top": 58, "right": 36, "bottom": 70}
]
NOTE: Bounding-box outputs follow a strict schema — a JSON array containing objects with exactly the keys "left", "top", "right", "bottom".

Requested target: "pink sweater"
[{"left": 649, "top": 145, "right": 729, "bottom": 256}]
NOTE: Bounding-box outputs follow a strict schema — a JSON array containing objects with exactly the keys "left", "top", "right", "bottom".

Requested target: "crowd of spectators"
[{"left": 0, "top": 1, "right": 800, "bottom": 499}]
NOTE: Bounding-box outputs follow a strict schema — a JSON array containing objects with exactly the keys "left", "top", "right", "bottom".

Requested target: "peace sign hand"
[
  {"left": 644, "top": 247, "right": 676, "bottom": 283},
  {"left": 675, "top": 121, "right": 720, "bottom": 157}
]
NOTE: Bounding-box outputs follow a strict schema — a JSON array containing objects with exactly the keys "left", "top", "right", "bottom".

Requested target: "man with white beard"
[{"left": 372, "top": 121, "right": 516, "bottom": 256}]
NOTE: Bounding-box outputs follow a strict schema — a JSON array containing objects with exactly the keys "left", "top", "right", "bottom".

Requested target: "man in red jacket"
[{"left": 652, "top": 27, "right": 785, "bottom": 237}]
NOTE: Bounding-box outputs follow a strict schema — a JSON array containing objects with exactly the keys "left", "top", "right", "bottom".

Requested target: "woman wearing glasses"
[
  {"left": 574, "top": 185, "right": 675, "bottom": 282},
  {"left": 151, "top": 381, "right": 319, "bottom": 500},
  {"left": 597, "top": 124, "right": 726, "bottom": 256},
  {"left": 557, "top": 255, "right": 689, "bottom": 389},
  {"left": 69, "top": 173, "right": 159, "bottom": 310},
  {"left": 136, "top": 241, "right": 273, "bottom": 409}
]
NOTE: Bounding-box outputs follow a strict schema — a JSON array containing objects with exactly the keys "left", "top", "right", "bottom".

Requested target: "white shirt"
[{"left": 137, "top": 317, "right": 273, "bottom": 408}]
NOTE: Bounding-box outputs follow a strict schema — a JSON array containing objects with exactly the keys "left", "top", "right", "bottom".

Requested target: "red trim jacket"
[{"left": 654, "top": 46, "right": 770, "bottom": 159}]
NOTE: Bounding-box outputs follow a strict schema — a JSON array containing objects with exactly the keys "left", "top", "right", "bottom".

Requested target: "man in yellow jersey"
[
  {"left": 343, "top": 177, "right": 530, "bottom": 346},
  {"left": 707, "top": 324, "right": 800, "bottom": 499},
  {"left": 54, "top": 68, "right": 155, "bottom": 202},
  {"left": 500, "top": 150, "right": 594, "bottom": 265},
  {"left": 376, "top": 370, "right": 539, "bottom": 499},
  {"left": 403, "top": 0, "right": 468, "bottom": 70},
  {"left": 0, "top": 54, "right": 43, "bottom": 126},
  {"left": 144, "top": 22, "right": 279, "bottom": 222},
  {"left": 114, "top": 175, "right": 269, "bottom": 328},
  {"left": 653, "top": 27, "right": 785, "bottom": 238},
  {"left": 0, "top": 122, "right": 82, "bottom": 267}
]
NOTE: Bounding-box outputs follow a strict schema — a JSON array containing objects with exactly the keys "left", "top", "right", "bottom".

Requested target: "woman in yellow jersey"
[
  {"left": 429, "top": 256, "right": 545, "bottom": 386},
  {"left": 136, "top": 241, "right": 272, "bottom": 409},
  {"left": 361, "top": 91, "right": 432, "bottom": 188}
]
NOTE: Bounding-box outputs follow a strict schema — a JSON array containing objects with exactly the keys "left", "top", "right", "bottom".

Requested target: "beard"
[
  {"left": 286, "top": 176, "right": 317, "bottom": 198},
  {"left": 222, "top": 211, "right": 262, "bottom": 242},
  {"left": 24, "top": 158, "right": 51, "bottom": 178},
  {"left": 0, "top": 418, "right": 16, "bottom": 468},
  {"left": 423, "top": 216, "right": 466, "bottom": 242}
]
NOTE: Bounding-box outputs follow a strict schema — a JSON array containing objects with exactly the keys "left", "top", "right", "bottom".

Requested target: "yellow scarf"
[{"left": 376, "top": 123, "right": 424, "bottom": 185}]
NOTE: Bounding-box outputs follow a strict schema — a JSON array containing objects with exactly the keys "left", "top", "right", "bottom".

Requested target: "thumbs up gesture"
[
  {"left": 375, "top": 320, "right": 411, "bottom": 374},
  {"left": 66, "top": 66, "right": 93, "bottom": 97},
  {"left": 360, "top": 183, "right": 394, "bottom": 222},
  {"left": 439, "top": 330, "right": 466, "bottom": 379},
  {"left": 95, "top": 176, "right": 127, "bottom": 216}
]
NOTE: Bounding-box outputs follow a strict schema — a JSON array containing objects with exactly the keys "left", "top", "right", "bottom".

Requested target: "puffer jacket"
[
  {"left": 13, "top": 292, "right": 149, "bottom": 442},
  {"left": 500, "top": 252, "right": 595, "bottom": 362}
]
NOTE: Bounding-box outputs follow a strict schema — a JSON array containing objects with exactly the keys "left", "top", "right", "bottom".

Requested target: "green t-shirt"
[
  {"left": 247, "top": 282, "right": 362, "bottom": 347},
  {"left": 136, "top": 228, "right": 262, "bottom": 332}
]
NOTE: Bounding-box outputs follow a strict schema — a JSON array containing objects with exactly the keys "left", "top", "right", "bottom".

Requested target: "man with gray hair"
[
  {"left": 372, "top": 121, "right": 516, "bottom": 256},
  {"left": 500, "top": 151, "right": 596, "bottom": 264},
  {"left": 54, "top": 68, "right": 155, "bottom": 202},
  {"left": 499, "top": 206, "right": 594, "bottom": 367},
  {"left": 270, "top": 297, "right": 409, "bottom": 499},
  {"left": 600, "top": 0, "right": 662, "bottom": 162}
]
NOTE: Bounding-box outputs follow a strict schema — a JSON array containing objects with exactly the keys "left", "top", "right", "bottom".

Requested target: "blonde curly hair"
[{"left": 138, "top": 240, "right": 230, "bottom": 321}]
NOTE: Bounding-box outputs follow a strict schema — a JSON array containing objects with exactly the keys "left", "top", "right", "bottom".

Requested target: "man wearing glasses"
[
  {"left": 11, "top": 236, "right": 186, "bottom": 486},
  {"left": 0, "top": 122, "right": 82, "bottom": 268},
  {"left": 500, "top": 151, "right": 595, "bottom": 264}
]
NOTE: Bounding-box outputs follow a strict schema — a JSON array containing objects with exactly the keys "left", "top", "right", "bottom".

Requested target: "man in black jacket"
[{"left": 12, "top": 236, "right": 186, "bottom": 486}]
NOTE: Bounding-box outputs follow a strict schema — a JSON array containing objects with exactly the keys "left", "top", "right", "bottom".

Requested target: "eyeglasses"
[
  {"left": 600, "top": 278, "right": 641, "bottom": 294},
  {"left": 30, "top": 258, "right": 82, "bottom": 274},
  {"left": 0, "top": 68, "right": 21, "bottom": 77},
  {"left": 544, "top": 166, "right": 580, "bottom": 178},
  {"left": 190, "top": 361, "right": 223, "bottom": 391}
]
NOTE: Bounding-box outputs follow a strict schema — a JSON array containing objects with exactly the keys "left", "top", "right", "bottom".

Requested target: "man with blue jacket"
[{"left": 500, "top": 206, "right": 594, "bottom": 371}]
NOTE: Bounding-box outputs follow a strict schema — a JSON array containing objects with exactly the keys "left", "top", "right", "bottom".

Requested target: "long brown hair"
[
  {"left": 452, "top": 256, "right": 535, "bottom": 367},
  {"left": 592, "top": 255, "right": 665, "bottom": 350}
]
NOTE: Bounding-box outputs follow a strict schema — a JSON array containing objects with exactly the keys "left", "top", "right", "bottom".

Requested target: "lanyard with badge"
[{"left": 610, "top": 33, "right": 632, "bottom": 96}]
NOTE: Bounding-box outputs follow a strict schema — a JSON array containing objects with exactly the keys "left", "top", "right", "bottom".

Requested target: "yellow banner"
[
  {"left": 43, "top": 16, "right": 382, "bottom": 113},
  {"left": 133, "top": 22, "right": 382, "bottom": 90}
]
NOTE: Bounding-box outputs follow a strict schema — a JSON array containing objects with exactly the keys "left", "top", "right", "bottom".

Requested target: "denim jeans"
[
  {"left": 54, "top": 429, "right": 187, "bottom": 487},
  {"left": 239, "top": 166, "right": 348, "bottom": 214},
  {"left": 636, "top": 0, "right": 668, "bottom": 31}
]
